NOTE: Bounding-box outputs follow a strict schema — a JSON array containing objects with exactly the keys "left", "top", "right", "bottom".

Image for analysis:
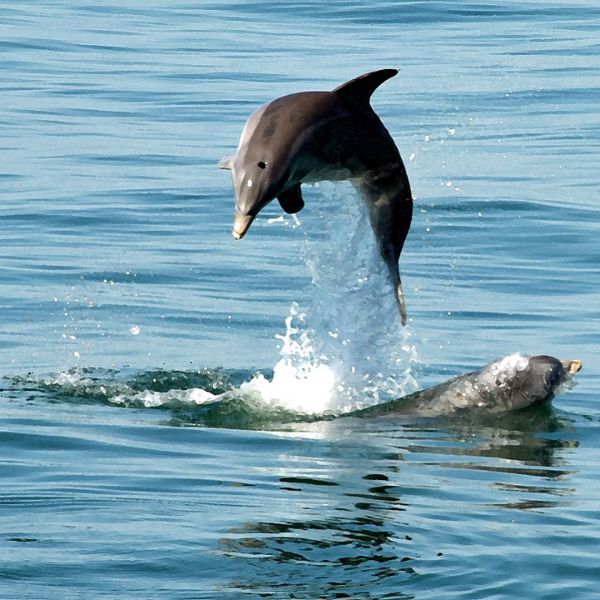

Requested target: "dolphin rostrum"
[{"left": 219, "top": 69, "right": 413, "bottom": 325}]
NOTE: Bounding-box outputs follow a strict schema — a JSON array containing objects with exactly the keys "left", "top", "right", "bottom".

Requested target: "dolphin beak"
[
  {"left": 561, "top": 358, "right": 583, "bottom": 375},
  {"left": 232, "top": 213, "right": 255, "bottom": 240}
]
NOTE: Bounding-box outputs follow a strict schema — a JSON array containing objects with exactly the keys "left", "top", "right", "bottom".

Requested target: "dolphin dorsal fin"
[{"left": 332, "top": 69, "right": 398, "bottom": 106}]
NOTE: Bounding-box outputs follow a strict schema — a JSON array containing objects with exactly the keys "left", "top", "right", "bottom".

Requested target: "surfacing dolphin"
[
  {"left": 182, "top": 354, "right": 582, "bottom": 430},
  {"left": 219, "top": 69, "right": 413, "bottom": 325},
  {"left": 348, "top": 354, "right": 583, "bottom": 418}
]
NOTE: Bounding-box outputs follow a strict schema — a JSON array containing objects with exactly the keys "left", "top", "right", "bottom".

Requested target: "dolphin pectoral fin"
[
  {"left": 218, "top": 155, "right": 234, "bottom": 170},
  {"left": 277, "top": 184, "right": 304, "bottom": 214},
  {"left": 332, "top": 69, "right": 399, "bottom": 106}
]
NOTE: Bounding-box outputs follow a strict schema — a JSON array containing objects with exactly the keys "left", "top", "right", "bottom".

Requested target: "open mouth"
[
  {"left": 562, "top": 358, "right": 583, "bottom": 376},
  {"left": 232, "top": 213, "right": 255, "bottom": 239}
]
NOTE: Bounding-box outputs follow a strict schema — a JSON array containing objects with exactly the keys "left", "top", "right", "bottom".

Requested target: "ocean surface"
[{"left": 1, "top": 1, "right": 599, "bottom": 598}]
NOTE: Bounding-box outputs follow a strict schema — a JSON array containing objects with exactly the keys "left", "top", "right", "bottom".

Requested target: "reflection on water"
[
  {"left": 221, "top": 471, "right": 417, "bottom": 598},
  {"left": 218, "top": 410, "right": 578, "bottom": 597}
]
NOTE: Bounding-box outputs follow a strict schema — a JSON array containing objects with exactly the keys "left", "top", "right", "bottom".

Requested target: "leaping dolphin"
[{"left": 219, "top": 69, "right": 413, "bottom": 325}]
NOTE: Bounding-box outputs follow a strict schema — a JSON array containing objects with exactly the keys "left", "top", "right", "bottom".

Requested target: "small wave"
[
  {"left": 7, "top": 367, "right": 239, "bottom": 408},
  {"left": 4, "top": 359, "right": 416, "bottom": 429},
  {"left": 4, "top": 367, "right": 321, "bottom": 430}
]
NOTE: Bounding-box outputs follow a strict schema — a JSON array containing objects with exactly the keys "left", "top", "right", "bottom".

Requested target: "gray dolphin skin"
[
  {"left": 348, "top": 354, "right": 582, "bottom": 418},
  {"left": 219, "top": 69, "right": 413, "bottom": 325}
]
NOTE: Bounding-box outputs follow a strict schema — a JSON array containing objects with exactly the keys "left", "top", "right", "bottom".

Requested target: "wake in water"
[
  {"left": 6, "top": 351, "right": 579, "bottom": 431},
  {"left": 5, "top": 367, "right": 317, "bottom": 429}
]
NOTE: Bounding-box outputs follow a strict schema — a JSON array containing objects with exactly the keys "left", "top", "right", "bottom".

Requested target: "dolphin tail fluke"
[
  {"left": 383, "top": 254, "right": 408, "bottom": 326},
  {"left": 382, "top": 253, "right": 408, "bottom": 326},
  {"left": 395, "top": 281, "right": 408, "bottom": 327}
]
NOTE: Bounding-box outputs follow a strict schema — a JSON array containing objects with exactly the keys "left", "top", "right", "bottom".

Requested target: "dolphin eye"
[{"left": 257, "top": 161, "right": 267, "bottom": 169}]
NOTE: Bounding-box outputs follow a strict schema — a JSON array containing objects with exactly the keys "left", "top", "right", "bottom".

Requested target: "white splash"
[
  {"left": 22, "top": 369, "right": 220, "bottom": 410},
  {"left": 112, "top": 387, "right": 216, "bottom": 408},
  {"left": 248, "top": 181, "right": 419, "bottom": 414}
]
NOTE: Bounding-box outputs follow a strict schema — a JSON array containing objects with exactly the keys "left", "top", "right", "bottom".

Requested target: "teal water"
[{"left": 1, "top": 1, "right": 599, "bottom": 598}]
